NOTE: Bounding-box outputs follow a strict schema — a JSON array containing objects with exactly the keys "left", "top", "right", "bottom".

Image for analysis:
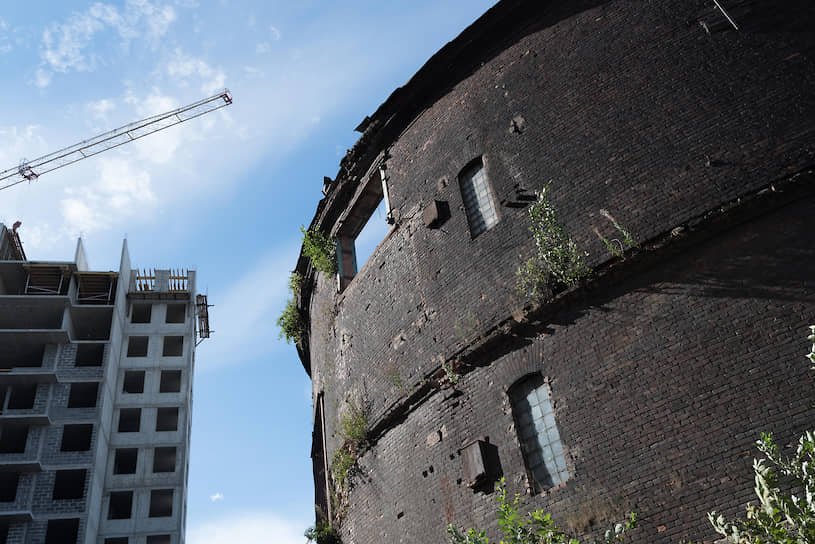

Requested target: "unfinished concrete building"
[
  {"left": 0, "top": 224, "right": 208, "bottom": 544},
  {"left": 293, "top": 0, "right": 815, "bottom": 542}
]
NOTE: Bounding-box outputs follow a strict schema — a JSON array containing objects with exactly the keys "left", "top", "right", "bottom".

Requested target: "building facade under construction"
[{"left": 0, "top": 224, "right": 207, "bottom": 544}]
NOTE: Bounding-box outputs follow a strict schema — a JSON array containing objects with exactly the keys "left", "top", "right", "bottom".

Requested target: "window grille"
[
  {"left": 509, "top": 374, "right": 569, "bottom": 490},
  {"left": 459, "top": 159, "right": 498, "bottom": 237}
]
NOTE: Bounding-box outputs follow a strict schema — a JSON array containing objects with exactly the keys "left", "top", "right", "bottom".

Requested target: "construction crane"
[{"left": 0, "top": 89, "right": 232, "bottom": 192}]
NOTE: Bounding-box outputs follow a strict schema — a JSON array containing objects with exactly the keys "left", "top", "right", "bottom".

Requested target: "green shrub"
[
  {"left": 305, "top": 520, "right": 341, "bottom": 544},
  {"left": 277, "top": 298, "right": 305, "bottom": 348},
  {"left": 703, "top": 326, "right": 815, "bottom": 544},
  {"left": 708, "top": 431, "right": 815, "bottom": 544},
  {"left": 302, "top": 226, "right": 338, "bottom": 276},
  {"left": 329, "top": 401, "right": 369, "bottom": 516},
  {"left": 447, "top": 479, "right": 636, "bottom": 544},
  {"left": 517, "top": 182, "right": 589, "bottom": 299},
  {"left": 277, "top": 271, "right": 306, "bottom": 348}
]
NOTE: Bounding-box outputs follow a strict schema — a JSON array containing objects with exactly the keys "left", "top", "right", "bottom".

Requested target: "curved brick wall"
[{"left": 298, "top": 1, "right": 815, "bottom": 542}]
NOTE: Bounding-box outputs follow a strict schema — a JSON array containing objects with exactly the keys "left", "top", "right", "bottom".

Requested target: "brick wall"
[{"left": 302, "top": 0, "right": 815, "bottom": 542}]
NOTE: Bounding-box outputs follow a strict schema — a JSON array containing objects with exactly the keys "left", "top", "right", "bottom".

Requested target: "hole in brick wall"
[
  {"left": 114, "top": 448, "right": 138, "bottom": 475},
  {"left": 118, "top": 409, "right": 141, "bottom": 433},
  {"left": 0, "top": 423, "right": 28, "bottom": 453},
  {"left": 0, "top": 472, "right": 19, "bottom": 501},
  {"left": 61, "top": 424, "right": 92, "bottom": 451},
  {"left": 53, "top": 469, "right": 86, "bottom": 500},
  {"left": 153, "top": 447, "right": 176, "bottom": 473},
  {"left": 131, "top": 303, "right": 152, "bottom": 324},
  {"left": 165, "top": 304, "right": 185, "bottom": 323},
  {"left": 127, "top": 336, "right": 149, "bottom": 357},
  {"left": 123, "top": 371, "right": 145, "bottom": 394},
  {"left": 397, "top": 511, "right": 404, "bottom": 519},
  {"left": 105, "top": 539, "right": 129, "bottom": 544},
  {"left": 156, "top": 407, "right": 179, "bottom": 432},
  {"left": 162, "top": 336, "right": 183, "bottom": 357},
  {"left": 108, "top": 491, "right": 133, "bottom": 519},
  {"left": 67, "top": 382, "right": 98, "bottom": 408},
  {"left": 7, "top": 384, "right": 36, "bottom": 409},
  {"left": 75, "top": 343, "right": 104, "bottom": 366},
  {"left": 146, "top": 536, "right": 171, "bottom": 544},
  {"left": 45, "top": 518, "right": 79, "bottom": 544},
  {"left": 159, "top": 370, "right": 182, "bottom": 393},
  {"left": 149, "top": 489, "right": 173, "bottom": 517}
]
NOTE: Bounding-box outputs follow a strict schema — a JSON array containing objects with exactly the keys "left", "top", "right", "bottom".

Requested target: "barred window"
[
  {"left": 459, "top": 158, "right": 498, "bottom": 237},
  {"left": 509, "top": 374, "right": 569, "bottom": 491}
]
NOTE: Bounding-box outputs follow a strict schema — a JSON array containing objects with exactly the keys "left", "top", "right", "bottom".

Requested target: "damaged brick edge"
[{"left": 362, "top": 167, "right": 814, "bottom": 448}]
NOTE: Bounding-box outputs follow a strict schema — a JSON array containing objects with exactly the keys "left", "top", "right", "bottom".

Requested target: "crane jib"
[{"left": 0, "top": 89, "right": 232, "bottom": 192}]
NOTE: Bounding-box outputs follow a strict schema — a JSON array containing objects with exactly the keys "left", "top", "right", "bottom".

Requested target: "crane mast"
[{"left": 0, "top": 89, "right": 232, "bottom": 192}]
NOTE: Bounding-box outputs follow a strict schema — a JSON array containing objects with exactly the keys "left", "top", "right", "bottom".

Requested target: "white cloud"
[
  {"left": 209, "top": 492, "right": 224, "bottom": 502},
  {"left": 167, "top": 49, "right": 226, "bottom": 95},
  {"left": 255, "top": 42, "right": 271, "bottom": 54},
  {"left": 187, "top": 512, "right": 307, "bottom": 544},
  {"left": 87, "top": 98, "right": 116, "bottom": 122},
  {"left": 33, "top": 69, "right": 53, "bottom": 88},
  {"left": 60, "top": 156, "right": 156, "bottom": 235},
  {"left": 270, "top": 25, "right": 281, "bottom": 40},
  {"left": 243, "top": 66, "right": 264, "bottom": 78},
  {"left": 195, "top": 245, "right": 298, "bottom": 370},
  {"left": 38, "top": 0, "right": 177, "bottom": 83}
]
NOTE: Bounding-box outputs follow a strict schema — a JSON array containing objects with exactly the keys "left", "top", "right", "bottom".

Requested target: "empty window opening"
[
  {"left": 162, "top": 336, "right": 183, "bottom": 357},
  {"left": 131, "top": 303, "right": 152, "bottom": 324},
  {"left": 61, "top": 424, "right": 92, "bottom": 451},
  {"left": 127, "top": 336, "right": 149, "bottom": 357},
  {"left": 149, "top": 489, "right": 173, "bottom": 517},
  {"left": 459, "top": 158, "right": 498, "bottom": 238},
  {"left": 0, "top": 472, "right": 19, "bottom": 501},
  {"left": 114, "top": 448, "right": 138, "bottom": 475},
  {"left": 165, "top": 304, "right": 185, "bottom": 323},
  {"left": 105, "top": 539, "right": 129, "bottom": 544},
  {"left": 75, "top": 343, "right": 104, "bottom": 367},
  {"left": 335, "top": 167, "right": 392, "bottom": 290},
  {"left": 159, "top": 370, "right": 182, "bottom": 393},
  {"left": 153, "top": 447, "right": 176, "bottom": 473},
  {"left": 45, "top": 518, "right": 79, "bottom": 544},
  {"left": 108, "top": 491, "right": 133, "bottom": 520},
  {"left": 1, "top": 521, "right": 9, "bottom": 544},
  {"left": 67, "top": 382, "right": 98, "bottom": 408},
  {"left": 146, "top": 535, "right": 171, "bottom": 544},
  {"left": 8, "top": 384, "right": 37, "bottom": 409},
  {"left": 156, "top": 408, "right": 179, "bottom": 432},
  {"left": 0, "top": 423, "right": 28, "bottom": 453},
  {"left": 118, "top": 409, "right": 141, "bottom": 433},
  {"left": 123, "top": 371, "right": 145, "bottom": 394},
  {"left": 509, "top": 374, "right": 569, "bottom": 491},
  {"left": 53, "top": 469, "right": 86, "bottom": 500}
]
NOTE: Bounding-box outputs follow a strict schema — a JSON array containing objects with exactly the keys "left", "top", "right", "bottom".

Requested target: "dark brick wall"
[
  {"left": 334, "top": 199, "right": 815, "bottom": 543},
  {"left": 303, "top": 0, "right": 815, "bottom": 542}
]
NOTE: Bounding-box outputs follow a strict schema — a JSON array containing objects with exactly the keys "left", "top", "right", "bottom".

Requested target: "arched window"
[
  {"left": 459, "top": 157, "right": 498, "bottom": 237},
  {"left": 509, "top": 374, "right": 569, "bottom": 491}
]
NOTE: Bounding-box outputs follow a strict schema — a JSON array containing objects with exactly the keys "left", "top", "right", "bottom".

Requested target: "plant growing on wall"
[
  {"left": 305, "top": 521, "right": 341, "bottom": 544},
  {"left": 447, "top": 478, "right": 636, "bottom": 544},
  {"left": 302, "top": 226, "right": 338, "bottom": 276},
  {"left": 595, "top": 209, "right": 636, "bottom": 259},
  {"left": 330, "top": 400, "right": 369, "bottom": 518},
  {"left": 516, "top": 182, "right": 589, "bottom": 299},
  {"left": 277, "top": 272, "right": 306, "bottom": 348}
]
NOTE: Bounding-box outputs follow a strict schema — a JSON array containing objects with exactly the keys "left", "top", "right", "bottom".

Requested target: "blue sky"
[{"left": 0, "top": 1, "right": 496, "bottom": 541}]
